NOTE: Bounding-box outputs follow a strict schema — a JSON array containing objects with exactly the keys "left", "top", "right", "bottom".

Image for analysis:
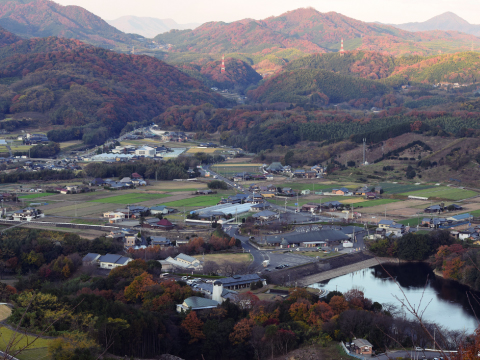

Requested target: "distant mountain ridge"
[
  {"left": 155, "top": 7, "right": 480, "bottom": 58},
  {"left": 0, "top": 0, "right": 134, "bottom": 46},
  {"left": 394, "top": 12, "right": 480, "bottom": 37},
  {"left": 107, "top": 16, "right": 200, "bottom": 38}
]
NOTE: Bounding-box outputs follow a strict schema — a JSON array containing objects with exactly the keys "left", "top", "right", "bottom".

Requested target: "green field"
[
  {"left": 0, "top": 326, "right": 52, "bottom": 360},
  {"left": 90, "top": 193, "right": 171, "bottom": 204},
  {"left": 18, "top": 193, "right": 54, "bottom": 199},
  {"left": 397, "top": 216, "right": 425, "bottom": 226},
  {"left": 211, "top": 165, "right": 263, "bottom": 177},
  {"left": 282, "top": 183, "right": 356, "bottom": 192},
  {"left": 161, "top": 195, "right": 223, "bottom": 208},
  {"left": 401, "top": 187, "right": 477, "bottom": 201},
  {"left": 355, "top": 199, "right": 401, "bottom": 208},
  {"left": 379, "top": 182, "right": 435, "bottom": 194}
]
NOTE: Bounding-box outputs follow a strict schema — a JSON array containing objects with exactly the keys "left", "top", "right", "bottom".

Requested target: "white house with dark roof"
[
  {"left": 164, "top": 253, "right": 202, "bottom": 271},
  {"left": 98, "top": 254, "right": 132, "bottom": 269},
  {"left": 176, "top": 296, "right": 219, "bottom": 313}
]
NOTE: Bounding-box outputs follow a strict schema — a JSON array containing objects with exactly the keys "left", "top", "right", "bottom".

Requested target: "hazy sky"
[{"left": 55, "top": 0, "right": 480, "bottom": 25}]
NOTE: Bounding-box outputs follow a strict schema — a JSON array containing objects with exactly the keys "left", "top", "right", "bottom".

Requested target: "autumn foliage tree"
[
  {"left": 181, "top": 311, "right": 205, "bottom": 344},
  {"left": 123, "top": 272, "right": 156, "bottom": 302}
]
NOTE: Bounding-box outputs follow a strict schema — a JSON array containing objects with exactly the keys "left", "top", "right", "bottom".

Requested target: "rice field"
[
  {"left": 354, "top": 199, "right": 401, "bottom": 208},
  {"left": 211, "top": 165, "right": 264, "bottom": 177},
  {"left": 90, "top": 193, "right": 171, "bottom": 204},
  {"left": 379, "top": 182, "right": 435, "bottom": 194},
  {"left": 400, "top": 187, "right": 478, "bottom": 201},
  {"left": 161, "top": 195, "right": 224, "bottom": 208},
  {"left": 18, "top": 193, "right": 54, "bottom": 199}
]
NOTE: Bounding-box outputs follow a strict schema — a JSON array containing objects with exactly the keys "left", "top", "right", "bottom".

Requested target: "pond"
[{"left": 309, "top": 262, "right": 480, "bottom": 333}]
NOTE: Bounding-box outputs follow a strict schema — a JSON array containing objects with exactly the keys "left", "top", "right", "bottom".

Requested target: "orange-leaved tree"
[
  {"left": 229, "top": 318, "right": 255, "bottom": 345},
  {"left": 124, "top": 272, "right": 156, "bottom": 303},
  {"left": 181, "top": 311, "right": 205, "bottom": 344}
]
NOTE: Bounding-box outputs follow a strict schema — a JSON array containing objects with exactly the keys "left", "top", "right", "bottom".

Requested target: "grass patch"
[
  {"left": 193, "top": 253, "right": 253, "bottom": 264},
  {"left": 379, "top": 182, "right": 435, "bottom": 194},
  {"left": 397, "top": 217, "right": 424, "bottom": 226},
  {"left": 161, "top": 195, "right": 223, "bottom": 208},
  {"left": 18, "top": 193, "right": 53, "bottom": 199},
  {"left": 401, "top": 187, "right": 477, "bottom": 200},
  {"left": 355, "top": 199, "right": 401, "bottom": 208},
  {"left": 211, "top": 165, "right": 264, "bottom": 177},
  {"left": 90, "top": 193, "right": 171, "bottom": 204},
  {"left": 0, "top": 305, "right": 11, "bottom": 321},
  {"left": 0, "top": 326, "right": 52, "bottom": 360},
  {"left": 71, "top": 219, "right": 103, "bottom": 225}
]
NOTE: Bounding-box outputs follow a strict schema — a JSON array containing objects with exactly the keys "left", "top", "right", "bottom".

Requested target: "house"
[
  {"left": 157, "top": 219, "right": 175, "bottom": 230},
  {"left": 131, "top": 172, "right": 143, "bottom": 179},
  {"left": 424, "top": 205, "right": 442, "bottom": 213},
  {"left": 90, "top": 178, "right": 105, "bottom": 186},
  {"left": 150, "top": 205, "right": 171, "bottom": 215},
  {"left": 82, "top": 253, "right": 100, "bottom": 265},
  {"left": 124, "top": 233, "right": 137, "bottom": 248},
  {"left": 365, "top": 192, "right": 377, "bottom": 200},
  {"left": 220, "top": 274, "right": 266, "bottom": 290},
  {"left": 135, "top": 145, "right": 156, "bottom": 157},
  {"left": 252, "top": 210, "right": 278, "bottom": 221},
  {"left": 196, "top": 189, "right": 214, "bottom": 195},
  {"left": 103, "top": 212, "right": 126, "bottom": 219},
  {"left": 150, "top": 236, "right": 171, "bottom": 247},
  {"left": 293, "top": 169, "right": 306, "bottom": 178},
  {"left": 12, "top": 207, "right": 43, "bottom": 221},
  {"left": 176, "top": 296, "right": 219, "bottom": 313},
  {"left": 447, "top": 213, "right": 471, "bottom": 222},
  {"left": 378, "top": 220, "right": 395, "bottom": 229},
  {"left": 374, "top": 186, "right": 383, "bottom": 194},
  {"left": 280, "top": 188, "right": 296, "bottom": 197},
  {"left": 321, "top": 201, "right": 343, "bottom": 210},
  {"left": 266, "top": 162, "right": 284, "bottom": 173},
  {"left": 97, "top": 254, "right": 132, "bottom": 269},
  {"left": 302, "top": 204, "right": 319, "bottom": 213},
  {"left": 305, "top": 171, "right": 317, "bottom": 179},
  {"left": 300, "top": 189, "right": 311, "bottom": 195},
  {"left": 332, "top": 187, "right": 350, "bottom": 195},
  {"left": 164, "top": 253, "right": 202, "bottom": 271},
  {"left": 351, "top": 338, "right": 373, "bottom": 356},
  {"left": 266, "top": 174, "right": 274, "bottom": 181},
  {"left": 250, "top": 202, "right": 270, "bottom": 212}
]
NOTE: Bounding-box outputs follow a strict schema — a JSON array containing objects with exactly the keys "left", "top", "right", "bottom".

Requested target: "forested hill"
[
  {"left": 0, "top": 0, "right": 134, "bottom": 46},
  {"left": 176, "top": 57, "right": 263, "bottom": 91},
  {"left": 0, "top": 29, "right": 233, "bottom": 143},
  {"left": 155, "top": 7, "right": 480, "bottom": 56},
  {"left": 247, "top": 69, "right": 390, "bottom": 104},
  {"left": 284, "top": 51, "right": 480, "bottom": 85},
  {"left": 388, "top": 52, "right": 480, "bottom": 84},
  {"left": 0, "top": 26, "right": 21, "bottom": 46},
  {"left": 0, "top": 35, "right": 88, "bottom": 58}
]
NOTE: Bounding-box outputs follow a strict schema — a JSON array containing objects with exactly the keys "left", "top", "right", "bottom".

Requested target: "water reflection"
[{"left": 309, "top": 263, "right": 480, "bottom": 332}]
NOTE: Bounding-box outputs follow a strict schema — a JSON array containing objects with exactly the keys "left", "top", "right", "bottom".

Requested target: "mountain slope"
[
  {"left": 176, "top": 57, "right": 262, "bottom": 91},
  {"left": 247, "top": 68, "right": 390, "bottom": 104},
  {"left": 395, "top": 12, "right": 480, "bottom": 37},
  {"left": 0, "top": 28, "right": 232, "bottom": 141},
  {"left": 0, "top": 0, "right": 134, "bottom": 46},
  {"left": 107, "top": 16, "right": 199, "bottom": 38},
  {"left": 155, "top": 7, "right": 480, "bottom": 58}
]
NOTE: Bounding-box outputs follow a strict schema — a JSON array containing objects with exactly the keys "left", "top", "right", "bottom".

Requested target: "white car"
[{"left": 181, "top": 276, "right": 189, "bottom": 281}]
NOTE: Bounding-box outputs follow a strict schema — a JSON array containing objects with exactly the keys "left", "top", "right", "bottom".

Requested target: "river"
[{"left": 309, "top": 262, "right": 480, "bottom": 333}]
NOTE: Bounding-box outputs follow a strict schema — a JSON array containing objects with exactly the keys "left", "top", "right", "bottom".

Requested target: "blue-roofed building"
[
  {"left": 447, "top": 213, "right": 471, "bottom": 222},
  {"left": 379, "top": 220, "right": 395, "bottom": 229}
]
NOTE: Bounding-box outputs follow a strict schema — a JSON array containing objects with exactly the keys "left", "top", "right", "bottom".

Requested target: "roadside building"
[
  {"left": 351, "top": 339, "right": 373, "bottom": 356},
  {"left": 176, "top": 296, "right": 219, "bottom": 313}
]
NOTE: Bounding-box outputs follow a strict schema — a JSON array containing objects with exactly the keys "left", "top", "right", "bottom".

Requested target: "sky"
[{"left": 54, "top": 0, "right": 480, "bottom": 25}]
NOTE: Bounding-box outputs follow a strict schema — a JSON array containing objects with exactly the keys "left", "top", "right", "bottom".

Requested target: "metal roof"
[
  {"left": 176, "top": 253, "right": 198, "bottom": 263},
  {"left": 183, "top": 296, "right": 219, "bottom": 308},
  {"left": 220, "top": 274, "right": 263, "bottom": 287}
]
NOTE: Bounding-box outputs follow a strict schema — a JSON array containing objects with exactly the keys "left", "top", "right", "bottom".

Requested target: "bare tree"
[{"left": 203, "top": 260, "right": 220, "bottom": 276}]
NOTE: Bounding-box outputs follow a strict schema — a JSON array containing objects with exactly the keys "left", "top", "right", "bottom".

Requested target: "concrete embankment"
[{"left": 298, "top": 257, "right": 397, "bottom": 286}]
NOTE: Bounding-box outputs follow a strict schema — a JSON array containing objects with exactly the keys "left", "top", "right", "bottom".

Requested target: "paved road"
[
  {"left": 375, "top": 349, "right": 453, "bottom": 360},
  {"left": 0, "top": 350, "right": 20, "bottom": 360}
]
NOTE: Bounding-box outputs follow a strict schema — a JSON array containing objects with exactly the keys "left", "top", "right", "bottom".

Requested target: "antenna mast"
[
  {"left": 340, "top": 38, "right": 345, "bottom": 56},
  {"left": 221, "top": 54, "right": 226, "bottom": 73},
  {"left": 363, "top": 138, "right": 366, "bottom": 165}
]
